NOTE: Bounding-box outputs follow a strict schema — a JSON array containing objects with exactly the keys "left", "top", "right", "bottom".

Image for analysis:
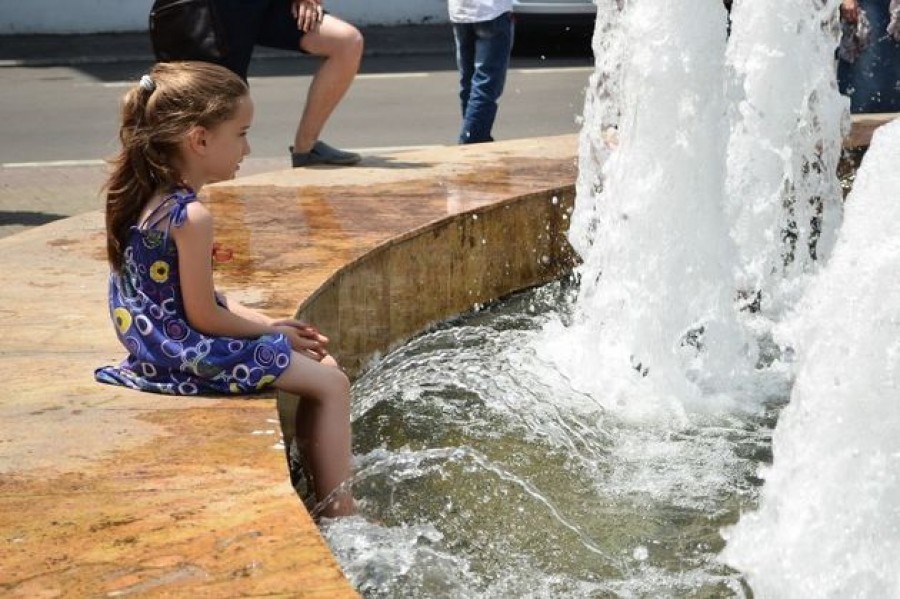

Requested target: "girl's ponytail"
[{"left": 105, "top": 82, "right": 160, "bottom": 270}]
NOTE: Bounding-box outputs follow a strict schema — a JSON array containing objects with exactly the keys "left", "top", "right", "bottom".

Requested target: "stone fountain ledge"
[
  {"left": 844, "top": 112, "right": 899, "bottom": 148},
  {"left": 0, "top": 135, "right": 579, "bottom": 597}
]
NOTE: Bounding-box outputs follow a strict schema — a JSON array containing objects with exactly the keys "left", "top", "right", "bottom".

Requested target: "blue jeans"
[{"left": 453, "top": 12, "right": 514, "bottom": 144}]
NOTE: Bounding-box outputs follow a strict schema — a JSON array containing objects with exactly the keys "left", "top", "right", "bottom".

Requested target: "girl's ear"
[{"left": 185, "top": 126, "right": 209, "bottom": 155}]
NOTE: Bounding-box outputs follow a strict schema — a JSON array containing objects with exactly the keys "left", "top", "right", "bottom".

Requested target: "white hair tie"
[{"left": 139, "top": 74, "right": 156, "bottom": 92}]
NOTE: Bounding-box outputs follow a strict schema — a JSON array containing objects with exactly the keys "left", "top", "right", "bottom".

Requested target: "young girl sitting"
[{"left": 95, "top": 61, "right": 355, "bottom": 519}]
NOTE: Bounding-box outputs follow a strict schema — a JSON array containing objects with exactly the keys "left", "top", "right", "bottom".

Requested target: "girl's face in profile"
[{"left": 203, "top": 93, "right": 254, "bottom": 183}]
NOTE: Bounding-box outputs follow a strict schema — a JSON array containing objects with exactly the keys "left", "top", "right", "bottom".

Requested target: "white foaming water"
[
  {"left": 548, "top": 0, "right": 846, "bottom": 418},
  {"left": 329, "top": 300, "right": 767, "bottom": 596},
  {"left": 721, "top": 120, "right": 900, "bottom": 597},
  {"left": 724, "top": 0, "right": 847, "bottom": 327},
  {"left": 556, "top": 0, "right": 900, "bottom": 595},
  {"left": 548, "top": 0, "right": 750, "bottom": 422}
]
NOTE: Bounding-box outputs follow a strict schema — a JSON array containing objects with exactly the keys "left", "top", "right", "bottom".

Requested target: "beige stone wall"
[{"left": 296, "top": 187, "right": 578, "bottom": 379}]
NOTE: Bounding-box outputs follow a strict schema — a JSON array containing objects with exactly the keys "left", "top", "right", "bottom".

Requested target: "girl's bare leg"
[{"left": 275, "top": 352, "right": 355, "bottom": 518}]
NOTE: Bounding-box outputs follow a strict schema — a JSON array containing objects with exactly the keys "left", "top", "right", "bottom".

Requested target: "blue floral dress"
[{"left": 95, "top": 188, "right": 292, "bottom": 395}]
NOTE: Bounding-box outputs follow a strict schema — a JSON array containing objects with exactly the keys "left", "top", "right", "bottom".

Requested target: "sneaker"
[{"left": 290, "top": 141, "right": 361, "bottom": 166}]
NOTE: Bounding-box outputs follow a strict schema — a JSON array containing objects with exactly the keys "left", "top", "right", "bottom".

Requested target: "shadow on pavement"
[{"left": 0, "top": 210, "right": 68, "bottom": 228}]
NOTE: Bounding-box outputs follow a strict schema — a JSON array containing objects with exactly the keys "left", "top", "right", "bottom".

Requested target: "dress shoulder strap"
[{"left": 141, "top": 187, "right": 198, "bottom": 231}]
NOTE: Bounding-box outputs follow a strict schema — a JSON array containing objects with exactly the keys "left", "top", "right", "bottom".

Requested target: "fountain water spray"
[
  {"left": 724, "top": 0, "right": 847, "bottom": 331},
  {"left": 551, "top": 0, "right": 848, "bottom": 416},
  {"left": 548, "top": 0, "right": 749, "bottom": 422},
  {"left": 721, "top": 118, "right": 900, "bottom": 598},
  {"left": 562, "top": 0, "right": 898, "bottom": 594}
]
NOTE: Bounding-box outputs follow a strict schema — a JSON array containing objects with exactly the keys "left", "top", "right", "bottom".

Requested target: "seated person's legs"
[
  {"left": 295, "top": 16, "right": 364, "bottom": 157},
  {"left": 256, "top": 4, "right": 364, "bottom": 165},
  {"left": 275, "top": 352, "right": 355, "bottom": 519}
]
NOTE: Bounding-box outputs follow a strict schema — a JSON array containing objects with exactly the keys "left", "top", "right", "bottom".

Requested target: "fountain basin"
[{"left": 0, "top": 114, "right": 892, "bottom": 595}]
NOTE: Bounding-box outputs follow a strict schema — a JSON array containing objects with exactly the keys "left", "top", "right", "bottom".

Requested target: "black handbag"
[{"left": 149, "top": 0, "right": 228, "bottom": 62}]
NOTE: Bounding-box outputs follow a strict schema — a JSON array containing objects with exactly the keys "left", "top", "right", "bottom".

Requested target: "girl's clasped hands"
[{"left": 271, "top": 319, "right": 330, "bottom": 361}]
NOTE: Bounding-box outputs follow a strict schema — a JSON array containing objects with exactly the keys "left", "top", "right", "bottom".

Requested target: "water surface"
[{"left": 324, "top": 282, "right": 780, "bottom": 598}]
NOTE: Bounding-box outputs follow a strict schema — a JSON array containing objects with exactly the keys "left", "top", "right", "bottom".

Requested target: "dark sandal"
[{"left": 290, "top": 141, "right": 361, "bottom": 166}]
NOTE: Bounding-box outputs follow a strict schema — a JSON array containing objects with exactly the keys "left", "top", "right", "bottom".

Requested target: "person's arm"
[
  {"left": 888, "top": 0, "right": 900, "bottom": 41},
  {"left": 221, "top": 294, "right": 331, "bottom": 360},
  {"left": 217, "top": 293, "right": 274, "bottom": 326},
  {"left": 173, "top": 203, "right": 327, "bottom": 358},
  {"left": 174, "top": 202, "right": 271, "bottom": 338}
]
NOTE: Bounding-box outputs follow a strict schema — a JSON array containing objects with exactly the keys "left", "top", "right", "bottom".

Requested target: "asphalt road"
[{"left": 0, "top": 42, "right": 593, "bottom": 238}]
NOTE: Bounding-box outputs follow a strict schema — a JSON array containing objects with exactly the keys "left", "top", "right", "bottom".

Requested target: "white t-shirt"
[{"left": 448, "top": 0, "right": 513, "bottom": 23}]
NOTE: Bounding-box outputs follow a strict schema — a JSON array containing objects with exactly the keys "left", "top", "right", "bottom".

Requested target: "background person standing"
[
  {"left": 837, "top": 0, "right": 900, "bottom": 113},
  {"left": 154, "top": 0, "right": 364, "bottom": 166},
  {"left": 448, "top": 0, "right": 515, "bottom": 144}
]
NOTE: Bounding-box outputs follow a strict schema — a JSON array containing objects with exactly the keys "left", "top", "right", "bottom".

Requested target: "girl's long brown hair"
[{"left": 105, "top": 61, "right": 248, "bottom": 271}]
